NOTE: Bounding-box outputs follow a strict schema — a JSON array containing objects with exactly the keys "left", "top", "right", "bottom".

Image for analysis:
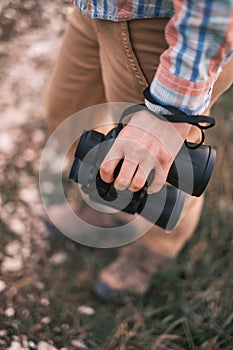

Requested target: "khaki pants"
[{"left": 46, "top": 8, "right": 233, "bottom": 257}]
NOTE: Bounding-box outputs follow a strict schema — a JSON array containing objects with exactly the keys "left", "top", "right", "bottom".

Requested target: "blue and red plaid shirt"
[{"left": 71, "top": 0, "right": 233, "bottom": 115}]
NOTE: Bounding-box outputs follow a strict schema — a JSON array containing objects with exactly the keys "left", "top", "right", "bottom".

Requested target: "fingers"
[
  {"left": 147, "top": 160, "right": 171, "bottom": 194},
  {"left": 99, "top": 130, "right": 174, "bottom": 193},
  {"left": 100, "top": 150, "right": 172, "bottom": 194},
  {"left": 101, "top": 156, "right": 169, "bottom": 194},
  {"left": 128, "top": 162, "right": 152, "bottom": 192},
  {"left": 100, "top": 157, "right": 122, "bottom": 183},
  {"left": 114, "top": 159, "right": 138, "bottom": 190},
  {"left": 102, "top": 158, "right": 152, "bottom": 192}
]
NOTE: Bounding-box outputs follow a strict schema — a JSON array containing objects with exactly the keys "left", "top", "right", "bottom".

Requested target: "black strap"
[
  {"left": 119, "top": 88, "right": 216, "bottom": 148},
  {"left": 143, "top": 86, "right": 215, "bottom": 128}
]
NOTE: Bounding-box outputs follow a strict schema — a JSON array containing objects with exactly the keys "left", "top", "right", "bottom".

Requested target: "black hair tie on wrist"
[{"left": 120, "top": 86, "right": 216, "bottom": 149}]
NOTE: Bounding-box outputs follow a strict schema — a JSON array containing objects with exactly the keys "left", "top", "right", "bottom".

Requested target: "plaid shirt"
[{"left": 73, "top": 0, "right": 233, "bottom": 115}]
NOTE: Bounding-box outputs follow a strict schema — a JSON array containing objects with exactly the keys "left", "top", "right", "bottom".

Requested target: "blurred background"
[{"left": 0, "top": 1, "right": 232, "bottom": 349}]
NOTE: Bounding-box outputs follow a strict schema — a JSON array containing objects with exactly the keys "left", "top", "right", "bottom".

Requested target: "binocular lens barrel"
[
  {"left": 138, "top": 185, "right": 186, "bottom": 232},
  {"left": 69, "top": 125, "right": 216, "bottom": 232},
  {"left": 168, "top": 143, "right": 216, "bottom": 197}
]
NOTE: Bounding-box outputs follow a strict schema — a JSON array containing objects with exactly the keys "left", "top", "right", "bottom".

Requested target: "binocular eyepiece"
[{"left": 69, "top": 119, "right": 216, "bottom": 231}]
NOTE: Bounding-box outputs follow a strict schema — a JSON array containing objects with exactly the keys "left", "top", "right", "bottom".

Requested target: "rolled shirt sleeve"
[{"left": 146, "top": 0, "right": 233, "bottom": 115}]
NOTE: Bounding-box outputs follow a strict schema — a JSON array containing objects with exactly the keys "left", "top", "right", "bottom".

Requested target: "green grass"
[{"left": 0, "top": 87, "right": 232, "bottom": 350}]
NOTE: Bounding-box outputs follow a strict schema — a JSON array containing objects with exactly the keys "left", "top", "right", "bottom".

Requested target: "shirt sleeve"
[{"left": 146, "top": 0, "right": 233, "bottom": 115}]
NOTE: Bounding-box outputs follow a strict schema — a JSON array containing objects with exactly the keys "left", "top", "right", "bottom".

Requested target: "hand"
[{"left": 100, "top": 109, "right": 191, "bottom": 193}]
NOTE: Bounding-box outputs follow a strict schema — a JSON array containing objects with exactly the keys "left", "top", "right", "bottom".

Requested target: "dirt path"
[{"left": 0, "top": 2, "right": 88, "bottom": 349}]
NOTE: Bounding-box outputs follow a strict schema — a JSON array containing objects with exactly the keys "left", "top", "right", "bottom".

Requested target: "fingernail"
[
  {"left": 115, "top": 180, "right": 129, "bottom": 190},
  {"left": 147, "top": 188, "right": 156, "bottom": 194}
]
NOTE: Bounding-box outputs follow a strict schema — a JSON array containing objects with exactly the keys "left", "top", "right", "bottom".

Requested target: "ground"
[{"left": 0, "top": 1, "right": 233, "bottom": 349}]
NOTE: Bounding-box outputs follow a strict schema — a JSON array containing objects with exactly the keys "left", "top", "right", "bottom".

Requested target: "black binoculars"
[{"left": 69, "top": 117, "right": 216, "bottom": 231}]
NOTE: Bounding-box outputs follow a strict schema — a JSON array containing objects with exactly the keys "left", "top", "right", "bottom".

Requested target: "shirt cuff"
[{"left": 145, "top": 64, "right": 220, "bottom": 115}]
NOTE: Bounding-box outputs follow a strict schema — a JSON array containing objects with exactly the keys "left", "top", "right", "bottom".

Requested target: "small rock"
[
  {"left": 70, "top": 340, "right": 88, "bottom": 349},
  {"left": 23, "top": 0, "right": 36, "bottom": 11},
  {"left": 8, "top": 218, "right": 25, "bottom": 236},
  {"left": 41, "top": 317, "right": 51, "bottom": 324},
  {"left": 1, "top": 256, "right": 23, "bottom": 272},
  {"left": 32, "top": 129, "right": 45, "bottom": 143},
  {"left": 0, "top": 329, "right": 7, "bottom": 336},
  {"left": 19, "top": 187, "right": 39, "bottom": 204},
  {"left": 50, "top": 252, "right": 67, "bottom": 265},
  {"left": 5, "top": 240, "right": 21, "bottom": 256},
  {"left": 21, "top": 246, "right": 31, "bottom": 258},
  {"left": 0, "top": 132, "right": 15, "bottom": 153},
  {"left": 7, "top": 340, "right": 22, "bottom": 350},
  {"left": 5, "top": 307, "right": 15, "bottom": 317},
  {"left": 27, "top": 41, "right": 52, "bottom": 60},
  {"left": 22, "top": 148, "right": 36, "bottom": 162},
  {"left": 3, "top": 8, "right": 18, "bottom": 22},
  {"left": 40, "top": 298, "right": 50, "bottom": 306},
  {"left": 28, "top": 340, "right": 36, "bottom": 349},
  {"left": 77, "top": 305, "right": 95, "bottom": 316},
  {"left": 0, "top": 280, "right": 6, "bottom": 293},
  {"left": 37, "top": 341, "right": 58, "bottom": 350},
  {"left": 35, "top": 281, "right": 45, "bottom": 290},
  {"left": 12, "top": 336, "right": 20, "bottom": 341}
]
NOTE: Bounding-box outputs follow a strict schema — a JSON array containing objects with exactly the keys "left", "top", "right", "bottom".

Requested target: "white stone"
[
  {"left": 22, "top": 148, "right": 35, "bottom": 161},
  {"left": 8, "top": 219, "right": 25, "bottom": 236},
  {"left": 5, "top": 307, "right": 15, "bottom": 317},
  {"left": 70, "top": 340, "right": 88, "bottom": 349},
  {"left": 19, "top": 187, "right": 39, "bottom": 204},
  {"left": 21, "top": 246, "right": 31, "bottom": 259},
  {"left": 40, "top": 298, "right": 50, "bottom": 306},
  {"left": 0, "top": 132, "right": 15, "bottom": 153},
  {"left": 41, "top": 317, "right": 51, "bottom": 324},
  {"left": 37, "top": 341, "right": 58, "bottom": 350},
  {"left": 28, "top": 341, "right": 36, "bottom": 349},
  {"left": 35, "top": 281, "right": 45, "bottom": 290},
  {"left": 7, "top": 340, "right": 22, "bottom": 350},
  {"left": 77, "top": 305, "right": 95, "bottom": 316},
  {"left": 0, "top": 280, "right": 6, "bottom": 293},
  {"left": 0, "top": 330, "right": 7, "bottom": 336},
  {"left": 5, "top": 240, "right": 21, "bottom": 256},
  {"left": 50, "top": 252, "right": 67, "bottom": 265},
  {"left": 1, "top": 257, "right": 23, "bottom": 272},
  {"left": 32, "top": 129, "right": 45, "bottom": 143},
  {"left": 27, "top": 41, "right": 53, "bottom": 59}
]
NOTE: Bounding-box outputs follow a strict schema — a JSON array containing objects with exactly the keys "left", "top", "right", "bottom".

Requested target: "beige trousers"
[{"left": 46, "top": 8, "right": 233, "bottom": 257}]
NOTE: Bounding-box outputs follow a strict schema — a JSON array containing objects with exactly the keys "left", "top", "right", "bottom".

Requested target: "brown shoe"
[{"left": 92, "top": 243, "right": 168, "bottom": 304}]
